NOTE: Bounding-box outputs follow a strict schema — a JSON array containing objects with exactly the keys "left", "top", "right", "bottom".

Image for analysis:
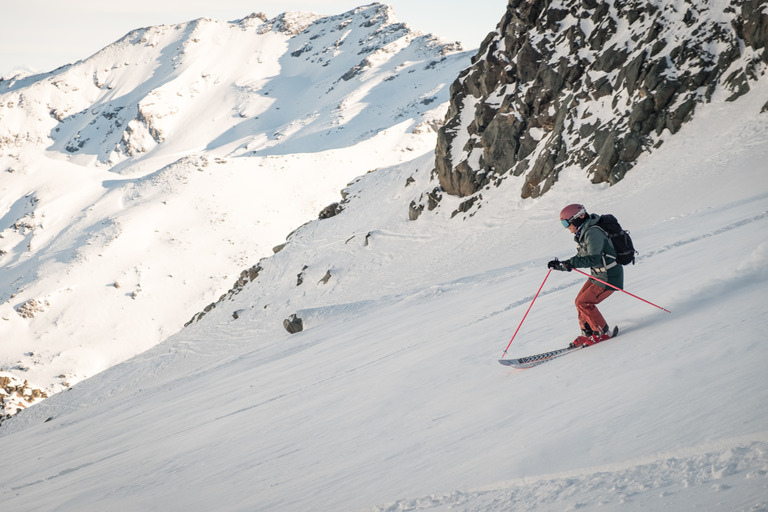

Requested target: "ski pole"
[
  {"left": 501, "top": 269, "right": 552, "bottom": 358},
  {"left": 572, "top": 268, "right": 671, "bottom": 313}
]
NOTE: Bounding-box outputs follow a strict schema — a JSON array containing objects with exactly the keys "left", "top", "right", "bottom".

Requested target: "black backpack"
[{"left": 595, "top": 214, "right": 637, "bottom": 265}]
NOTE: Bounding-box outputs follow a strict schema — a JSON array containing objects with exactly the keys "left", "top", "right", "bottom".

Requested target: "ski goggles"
[{"left": 561, "top": 208, "right": 586, "bottom": 228}]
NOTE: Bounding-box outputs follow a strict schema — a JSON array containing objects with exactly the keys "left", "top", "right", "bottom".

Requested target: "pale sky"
[{"left": 0, "top": 0, "right": 507, "bottom": 77}]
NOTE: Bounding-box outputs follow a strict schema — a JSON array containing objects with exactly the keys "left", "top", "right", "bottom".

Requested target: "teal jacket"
[{"left": 568, "top": 214, "right": 624, "bottom": 290}]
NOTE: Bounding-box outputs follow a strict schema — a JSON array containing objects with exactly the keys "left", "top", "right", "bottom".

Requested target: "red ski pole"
[
  {"left": 501, "top": 269, "right": 552, "bottom": 358},
  {"left": 572, "top": 268, "right": 671, "bottom": 313}
]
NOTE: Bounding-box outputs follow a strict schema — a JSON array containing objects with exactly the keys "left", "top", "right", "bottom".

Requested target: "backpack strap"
[{"left": 588, "top": 225, "right": 618, "bottom": 272}]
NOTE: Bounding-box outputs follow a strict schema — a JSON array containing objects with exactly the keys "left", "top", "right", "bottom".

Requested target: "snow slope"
[
  {"left": 0, "top": 3, "right": 472, "bottom": 403},
  {"left": 0, "top": 58, "right": 766, "bottom": 511}
]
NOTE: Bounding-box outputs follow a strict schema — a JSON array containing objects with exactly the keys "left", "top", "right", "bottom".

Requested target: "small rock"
[{"left": 283, "top": 314, "right": 304, "bottom": 334}]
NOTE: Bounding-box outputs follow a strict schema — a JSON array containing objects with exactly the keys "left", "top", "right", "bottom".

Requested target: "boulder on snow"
[
  {"left": 283, "top": 314, "right": 304, "bottom": 334},
  {"left": 319, "top": 202, "right": 343, "bottom": 219}
]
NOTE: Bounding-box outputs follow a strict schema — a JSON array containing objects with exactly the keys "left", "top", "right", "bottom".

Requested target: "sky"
[{"left": 0, "top": 0, "right": 507, "bottom": 77}]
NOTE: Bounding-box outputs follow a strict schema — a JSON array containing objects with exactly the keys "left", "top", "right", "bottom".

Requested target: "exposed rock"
[
  {"left": 0, "top": 374, "right": 48, "bottom": 425},
  {"left": 231, "top": 265, "right": 263, "bottom": 290},
  {"left": 297, "top": 265, "right": 308, "bottom": 286},
  {"left": 184, "top": 264, "right": 262, "bottom": 326},
  {"left": 283, "top": 314, "right": 304, "bottom": 334},
  {"left": 319, "top": 202, "right": 343, "bottom": 219},
  {"left": 408, "top": 200, "right": 424, "bottom": 220},
  {"left": 421, "top": 0, "right": 767, "bottom": 208},
  {"left": 318, "top": 270, "right": 332, "bottom": 284},
  {"left": 16, "top": 299, "right": 45, "bottom": 319}
]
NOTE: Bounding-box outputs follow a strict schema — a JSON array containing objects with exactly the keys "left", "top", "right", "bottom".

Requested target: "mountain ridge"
[{"left": 0, "top": 2, "right": 472, "bottom": 415}]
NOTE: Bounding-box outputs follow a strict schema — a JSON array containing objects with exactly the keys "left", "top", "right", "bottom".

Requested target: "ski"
[
  {"left": 499, "top": 326, "right": 619, "bottom": 369},
  {"left": 499, "top": 346, "right": 582, "bottom": 369}
]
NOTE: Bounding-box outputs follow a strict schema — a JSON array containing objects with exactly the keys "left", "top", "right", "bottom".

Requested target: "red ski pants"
[{"left": 575, "top": 279, "right": 614, "bottom": 332}]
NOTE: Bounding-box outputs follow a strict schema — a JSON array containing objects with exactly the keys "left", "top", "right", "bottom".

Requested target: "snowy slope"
[
  {"left": 0, "top": 65, "right": 766, "bottom": 511},
  {"left": 0, "top": 3, "right": 472, "bottom": 404}
]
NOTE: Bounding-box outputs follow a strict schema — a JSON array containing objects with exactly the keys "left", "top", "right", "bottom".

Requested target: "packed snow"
[{"left": 1, "top": 4, "right": 768, "bottom": 512}]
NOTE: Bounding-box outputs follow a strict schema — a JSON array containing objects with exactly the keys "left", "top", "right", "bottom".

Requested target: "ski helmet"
[{"left": 560, "top": 204, "right": 587, "bottom": 227}]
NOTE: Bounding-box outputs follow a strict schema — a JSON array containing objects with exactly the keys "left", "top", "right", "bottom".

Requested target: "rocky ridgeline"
[{"left": 410, "top": 0, "right": 767, "bottom": 216}]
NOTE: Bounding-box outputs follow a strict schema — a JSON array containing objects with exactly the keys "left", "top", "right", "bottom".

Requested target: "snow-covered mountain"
[
  {"left": 0, "top": 3, "right": 472, "bottom": 409},
  {"left": 1, "top": 1, "right": 767, "bottom": 510}
]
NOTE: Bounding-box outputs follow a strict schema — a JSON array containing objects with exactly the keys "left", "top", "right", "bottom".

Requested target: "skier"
[{"left": 548, "top": 204, "right": 623, "bottom": 347}]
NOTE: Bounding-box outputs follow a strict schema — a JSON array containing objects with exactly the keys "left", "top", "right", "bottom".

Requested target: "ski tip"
[{"left": 499, "top": 359, "right": 529, "bottom": 368}]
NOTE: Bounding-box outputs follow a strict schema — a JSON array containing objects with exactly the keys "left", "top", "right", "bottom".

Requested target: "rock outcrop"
[
  {"left": 0, "top": 374, "right": 48, "bottom": 424},
  {"left": 419, "top": 0, "right": 767, "bottom": 210},
  {"left": 184, "top": 264, "right": 263, "bottom": 326},
  {"left": 283, "top": 314, "right": 304, "bottom": 334}
]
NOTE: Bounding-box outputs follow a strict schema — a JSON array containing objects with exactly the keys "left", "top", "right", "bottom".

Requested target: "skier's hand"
[{"left": 548, "top": 258, "right": 572, "bottom": 271}]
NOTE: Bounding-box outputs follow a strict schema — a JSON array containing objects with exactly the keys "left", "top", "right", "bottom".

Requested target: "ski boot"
[
  {"left": 569, "top": 325, "right": 594, "bottom": 348},
  {"left": 582, "top": 325, "right": 615, "bottom": 346}
]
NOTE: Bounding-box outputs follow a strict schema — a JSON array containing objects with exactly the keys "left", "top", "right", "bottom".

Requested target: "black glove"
[{"left": 547, "top": 258, "right": 572, "bottom": 271}]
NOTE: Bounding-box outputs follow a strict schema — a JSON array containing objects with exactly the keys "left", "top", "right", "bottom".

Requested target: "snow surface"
[
  {"left": 1, "top": 2, "right": 768, "bottom": 510},
  {"left": 0, "top": 42, "right": 767, "bottom": 511}
]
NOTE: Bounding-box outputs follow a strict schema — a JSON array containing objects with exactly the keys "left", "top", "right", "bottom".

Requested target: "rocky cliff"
[{"left": 412, "top": 0, "right": 767, "bottom": 215}]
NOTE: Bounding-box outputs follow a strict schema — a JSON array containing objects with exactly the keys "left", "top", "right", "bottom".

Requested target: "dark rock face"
[{"left": 428, "top": 0, "right": 768, "bottom": 203}]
